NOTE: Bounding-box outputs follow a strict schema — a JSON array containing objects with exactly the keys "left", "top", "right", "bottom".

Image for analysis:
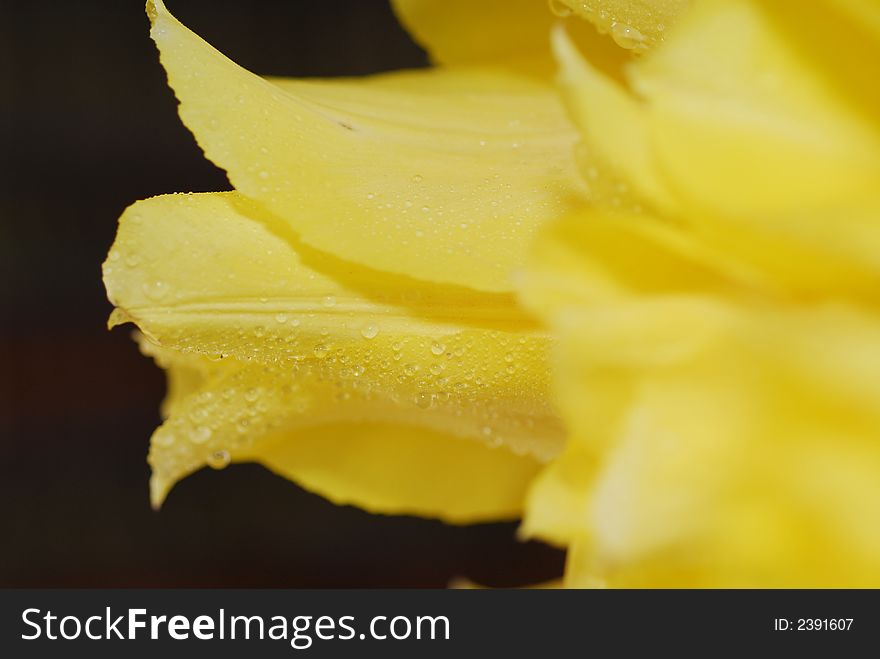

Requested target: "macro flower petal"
[
  {"left": 520, "top": 200, "right": 880, "bottom": 585},
  {"left": 632, "top": 0, "right": 880, "bottom": 218},
  {"left": 142, "top": 339, "right": 541, "bottom": 523},
  {"left": 103, "top": 191, "right": 564, "bottom": 516},
  {"left": 555, "top": 0, "right": 880, "bottom": 298},
  {"left": 147, "top": 0, "right": 586, "bottom": 293},
  {"left": 553, "top": 0, "right": 692, "bottom": 51},
  {"left": 391, "top": 0, "right": 559, "bottom": 69},
  {"left": 552, "top": 27, "right": 676, "bottom": 213}
]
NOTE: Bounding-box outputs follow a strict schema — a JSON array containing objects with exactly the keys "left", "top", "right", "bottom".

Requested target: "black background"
[{"left": 0, "top": 0, "right": 564, "bottom": 587}]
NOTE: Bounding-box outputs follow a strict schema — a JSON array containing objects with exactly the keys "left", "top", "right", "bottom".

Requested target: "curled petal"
[
  {"left": 147, "top": 0, "right": 586, "bottom": 293},
  {"left": 103, "top": 192, "right": 564, "bottom": 513}
]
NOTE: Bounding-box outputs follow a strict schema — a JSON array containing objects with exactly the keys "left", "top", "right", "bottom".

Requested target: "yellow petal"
[
  {"left": 147, "top": 0, "right": 585, "bottom": 293},
  {"left": 552, "top": 27, "right": 676, "bottom": 213},
  {"left": 103, "top": 191, "right": 564, "bottom": 509},
  {"left": 143, "top": 341, "right": 541, "bottom": 523},
  {"left": 632, "top": 0, "right": 880, "bottom": 218},
  {"left": 391, "top": 0, "right": 558, "bottom": 69},
  {"left": 554, "top": 0, "right": 692, "bottom": 51},
  {"left": 554, "top": 2, "right": 880, "bottom": 299},
  {"left": 390, "top": 0, "right": 631, "bottom": 77},
  {"left": 137, "top": 332, "right": 212, "bottom": 419},
  {"left": 521, "top": 197, "right": 880, "bottom": 585},
  {"left": 254, "top": 422, "right": 542, "bottom": 522},
  {"left": 519, "top": 208, "right": 770, "bottom": 322},
  {"left": 532, "top": 305, "right": 880, "bottom": 586}
]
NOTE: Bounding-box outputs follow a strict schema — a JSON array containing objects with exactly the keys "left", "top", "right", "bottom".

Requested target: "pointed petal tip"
[
  {"left": 107, "top": 308, "right": 131, "bottom": 330},
  {"left": 146, "top": 0, "right": 165, "bottom": 23},
  {"left": 149, "top": 474, "right": 169, "bottom": 510}
]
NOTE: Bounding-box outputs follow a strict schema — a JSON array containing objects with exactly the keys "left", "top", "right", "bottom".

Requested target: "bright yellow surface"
[
  {"left": 147, "top": 0, "right": 587, "bottom": 293},
  {"left": 103, "top": 0, "right": 880, "bottom": 586},
  {"left": 519, "top": 0, "right": 880, "bottom": 586},
  {"left": 104, "top": 192, "right": 562, "bottom": 520}
]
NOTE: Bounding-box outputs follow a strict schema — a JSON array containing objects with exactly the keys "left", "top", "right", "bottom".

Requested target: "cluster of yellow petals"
[{"left": 104, "top": 0, "right": 880, "bottom": 587}]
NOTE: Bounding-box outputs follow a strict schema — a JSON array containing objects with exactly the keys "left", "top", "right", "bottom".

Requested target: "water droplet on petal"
[
  {"left": 360, "top": 324, "right": 379, "bottom": 339},
  {"left": 548, "top": 0, "right": 573, "bottom": 17},
  {"left": 153, "top": 429, "right": 174, "bottom": 447},
  {"left": 611, "top": 22, "right": 646, "bottom": 49},
  {"left": 207, "top": 450, "right": 231, "bottom": 470},
  {"left": 142, "top": 280, "right": 168, "bottom": 300},
  {"left": 189, "top": 425, "right": 212, "bottom": 444}
]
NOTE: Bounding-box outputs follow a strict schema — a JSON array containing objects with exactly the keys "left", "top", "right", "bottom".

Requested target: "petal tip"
[
  {"left": 149, "top": 473, "right": 169, "bottom": 510},
  {"left": 146, "top": 0, "right": 165, "bottom": 23}
]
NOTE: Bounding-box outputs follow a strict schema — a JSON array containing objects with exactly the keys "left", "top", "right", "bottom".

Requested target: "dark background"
[{"left": 0, "top": 0, "right": 564, "bottom": 586}]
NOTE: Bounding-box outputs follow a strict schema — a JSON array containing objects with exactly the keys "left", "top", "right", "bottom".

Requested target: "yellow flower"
[
  {"left": 520, "top": 0, "right": 880, "bottom": 586},
  {"left": 103, "top": 0, "right": 586, "bottom": 523},
  {"left": 105, "top": 0, "right": 880, "bottom": 589}
]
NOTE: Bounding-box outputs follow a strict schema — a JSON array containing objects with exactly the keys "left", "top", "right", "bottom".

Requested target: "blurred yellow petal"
[
  {"left": 633, "top": 0, "right": 880, "bottom": 218},
  {"left": 554, "top": 0, "right": 692, "bottom": 51},
  {"left": 519, "top": 208, "right": 769, "bottom": 320},
  {"left": 391, "top": 0, "right": 557, "bottom": 69},
  {"left": 147, "top": 0, "right": 586, "bottom": 293},
  {"left": 391, "top": 0, "right": 631, "bottom": 77},
  {"left": 103, "top": 192, "right": 564, "bottom": 515},
  {"left": 522, "top": 199, "right": 880, "bottom": 585},
  {"left": 555, "top": 0, "right": 880, "bottom": 299},
  {"left": 552, "top": 27, "right": 676, "bottom": 212}
]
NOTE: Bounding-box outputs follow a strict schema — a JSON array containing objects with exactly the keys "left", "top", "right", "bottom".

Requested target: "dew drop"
[
  {"left": 412, "top": 174, "right": 423, "bottom": 183},
  {"left": 323, "top": 296, "right": 337, "bottom": 308},
  {"left": 189, "top": 425, "right": 212, "bottom": 444},
  {"left": 548, "top": 0, "right": 573, "bottom": 17},
  {"left": 275, "top": 313, "right": 288, "bottom": 324},
  {"left": 611, "top": 22, "right": 646, "bottom": 49},
  {"left": 431, "top": 341, "right": 446, "bottom": 356},
  {"left": 414, "top": 392, "right": 433, "bottom": 409},
  {"left": 207, "top": 450, "right": 231, "bottom": 470},
  {"left": 153, "top": 429, "right": 174, "bottom": 447},
  {"left": 142, "top": 280, "right": 168, "bottom": 300},
  {"left": 360, "top": 324, "right": 379, "bottom": 339},
  {"left": 313, "top": 343, "right": 329, "bottom": 358}
]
